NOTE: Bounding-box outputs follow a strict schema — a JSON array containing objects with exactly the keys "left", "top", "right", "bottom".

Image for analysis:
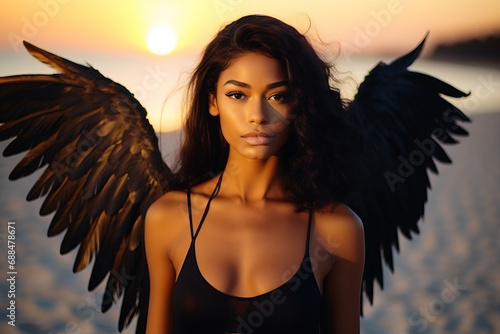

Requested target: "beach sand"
[{"left": 0, "top": 112, "right": 499, "bottom": 333}]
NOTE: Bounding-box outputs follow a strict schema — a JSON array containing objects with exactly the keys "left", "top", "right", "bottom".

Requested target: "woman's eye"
[
  {"left": 226, "top": 92, "right": 246, "bottom": 100},
  {"left": 269, "top": 93, "right": 289, "bottom": 102}
]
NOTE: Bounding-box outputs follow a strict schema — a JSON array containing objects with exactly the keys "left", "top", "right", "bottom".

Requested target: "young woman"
[{"left": 144, "top": 15, "right": 365, "bottom": 333}]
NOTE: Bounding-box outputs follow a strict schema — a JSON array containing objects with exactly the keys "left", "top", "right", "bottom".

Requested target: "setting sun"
[{"left": 146, "top": 25, "right": 177, "bottom": 55}]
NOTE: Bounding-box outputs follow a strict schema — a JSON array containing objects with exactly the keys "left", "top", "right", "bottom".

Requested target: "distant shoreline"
[
  {"left": 429, "top": 34, "right": 500, "bottom": 69},
  {"left": 428, "top": 55, "right": 500, "bottom": 70}
]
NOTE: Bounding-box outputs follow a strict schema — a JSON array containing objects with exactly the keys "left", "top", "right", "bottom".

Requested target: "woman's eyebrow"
[
  {"left": 223, "top": 80, "right": 250, "bottom": 88},
  {"left": 266, "top": 81, "right": 288, "bottom": 89},
  {"left": 223, "top": 80, "right": 289, "bottom": 89}
]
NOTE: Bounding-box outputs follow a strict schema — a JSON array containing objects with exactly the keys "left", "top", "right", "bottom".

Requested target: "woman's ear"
[{"left": 208, "top": 92, "right": 219, "bottom": 116}]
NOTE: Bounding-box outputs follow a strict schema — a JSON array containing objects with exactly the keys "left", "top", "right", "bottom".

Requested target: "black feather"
[
  {"left": 347, "top": 34, "right": 470, "bottom": 313},
  {"left": 0, "top": 41, "right": 174, "bottom": 333}
]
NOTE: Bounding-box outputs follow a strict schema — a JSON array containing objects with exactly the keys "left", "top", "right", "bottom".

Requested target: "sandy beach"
[{"left": 0, "top": 111, "right": 499, "bottom": 333}]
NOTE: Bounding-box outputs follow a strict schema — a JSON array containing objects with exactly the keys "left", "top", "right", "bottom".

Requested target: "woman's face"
[{"left": 209, "top": 52, "right": 294, "bottom": 161}]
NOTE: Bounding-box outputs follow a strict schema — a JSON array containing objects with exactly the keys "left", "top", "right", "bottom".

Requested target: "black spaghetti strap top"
[{"left": 173, "top": 175, "right": 322, "bottom": 333}]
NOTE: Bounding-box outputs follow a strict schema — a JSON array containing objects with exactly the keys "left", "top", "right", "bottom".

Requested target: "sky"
[
  {"left": 1, "top": 0, "right": 500, "bottom": 130},
  {"left": 2, "top": 0, "right": 500, "bottom": 55}
]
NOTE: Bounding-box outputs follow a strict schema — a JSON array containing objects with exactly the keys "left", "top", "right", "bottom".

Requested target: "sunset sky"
[
  {"left": 3, "top": 0, "right": 500, "bottom": 55},
  {"left": 1, "top": 0, "right": 500, "bottom": 130}
]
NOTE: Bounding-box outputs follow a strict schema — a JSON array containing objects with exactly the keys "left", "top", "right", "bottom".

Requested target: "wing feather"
[
  {"left": 347, "top": 35, "right": 470, "bottom": 309},
  {"left": 0, "top": 41, "right": 174, "bottom": 333}
]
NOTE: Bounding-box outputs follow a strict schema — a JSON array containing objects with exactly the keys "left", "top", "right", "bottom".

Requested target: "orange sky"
[
  {"left": 1, "top": 0, "right": 499, "bottom": 130},
  {"left": 2, "top": 0, "right": 500, "bottom": 56}
]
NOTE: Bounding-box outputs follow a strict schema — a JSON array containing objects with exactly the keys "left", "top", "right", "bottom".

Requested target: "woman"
[{"left": 144, "top": 15, "right": 365, "bottom": 333}]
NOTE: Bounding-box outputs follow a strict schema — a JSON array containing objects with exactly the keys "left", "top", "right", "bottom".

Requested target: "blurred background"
[{"left": 0, "top": 0, "right": 499, "bottom": 333}]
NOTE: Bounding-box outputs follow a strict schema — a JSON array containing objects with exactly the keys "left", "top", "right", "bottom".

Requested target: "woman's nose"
[{"left": 247, "top": 98, "right": 270, "bottom": 124}]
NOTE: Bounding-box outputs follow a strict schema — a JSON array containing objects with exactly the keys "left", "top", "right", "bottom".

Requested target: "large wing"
[
  {"left": 0, "top": 42, "right": 174, "bottom": 332},
  {"left": 346, "top": 35, "right": 471, "bottom": 310}
]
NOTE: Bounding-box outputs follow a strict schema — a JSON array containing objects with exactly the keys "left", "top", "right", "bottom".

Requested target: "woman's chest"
[{"left": 172, "top": 201, "right": 329, "bottom": 297}]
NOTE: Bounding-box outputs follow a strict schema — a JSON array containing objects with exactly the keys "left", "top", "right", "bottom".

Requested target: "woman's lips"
[{"left": 241, "top": 131, "right": 274, "bottom": 145}]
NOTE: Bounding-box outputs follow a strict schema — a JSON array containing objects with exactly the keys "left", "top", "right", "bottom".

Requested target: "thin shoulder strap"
[
  {"left": 186, "top": 173, "right": 224, "bottom": 241},
  {"left": 305, "top": 209, "right": 314, "bottom": 254},
  {"left": 186, "top": 187, "right": 195, "bottom": 240}
]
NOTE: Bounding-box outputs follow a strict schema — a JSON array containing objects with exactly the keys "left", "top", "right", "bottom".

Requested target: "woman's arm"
[
  {"left": 144, "top": 198, "right": 177, "bottom": 334},
  {"left": 318, "top": 204, "right": 365, "bottom": 334}
]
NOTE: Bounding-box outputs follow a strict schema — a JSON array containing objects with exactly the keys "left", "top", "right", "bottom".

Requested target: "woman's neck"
[{"left": 220, "top": 151, "right": 285, "bottom": 205}]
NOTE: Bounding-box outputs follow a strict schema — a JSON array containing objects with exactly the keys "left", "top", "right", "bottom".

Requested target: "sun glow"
[{"left": 146, "top": 25, "right": 178, "bottom": 55}]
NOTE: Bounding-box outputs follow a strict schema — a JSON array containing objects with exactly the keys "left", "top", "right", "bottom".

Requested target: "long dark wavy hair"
[{"left": 176, "top": 14, "right": 364, "bottom": 211}]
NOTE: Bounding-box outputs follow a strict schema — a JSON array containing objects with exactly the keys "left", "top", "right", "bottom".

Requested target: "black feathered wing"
[
  {"left": 0, "top": 42, "right": 173, "bottom": 333},
  {"left": 346, "top": 35, "right": 470, "bottom": 310}
]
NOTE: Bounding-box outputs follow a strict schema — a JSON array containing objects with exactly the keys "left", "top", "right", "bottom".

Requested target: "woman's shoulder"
[
  {"left": 145, "top": 190, "right": 189, "bottom": 238},
  {"left": 147, "top": 190, "right": 188, "bottom": 217},
  {"left": 315, "top": 202, "right": 363, "bottom": 229},
  {"left": 313, "top": 202, "right": 365, "bottom": 258},
  {"left": 146, "top": 174, "right": 222, "bottom": 228}
]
